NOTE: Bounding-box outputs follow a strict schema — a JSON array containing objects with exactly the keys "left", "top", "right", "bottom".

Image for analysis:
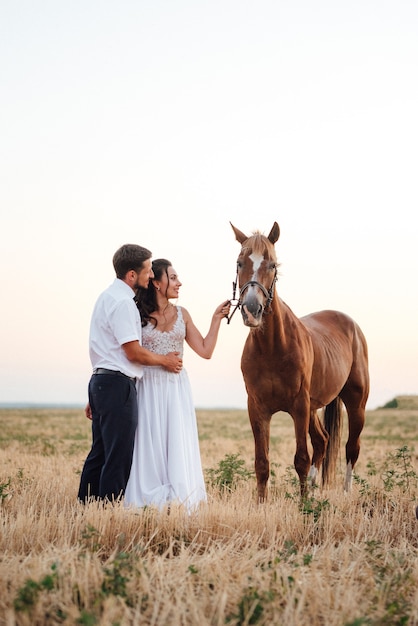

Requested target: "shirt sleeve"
[{"left": 110, "top": 298, "right": 141, "bottom": 346}]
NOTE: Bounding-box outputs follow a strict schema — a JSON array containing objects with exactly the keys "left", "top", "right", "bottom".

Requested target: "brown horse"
[{"left": 230, "top": 221, "right": 369, "bottom": 500}]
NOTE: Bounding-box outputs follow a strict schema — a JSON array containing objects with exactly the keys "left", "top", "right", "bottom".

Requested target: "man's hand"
[
  {"left": 163, "top": 351, "right": 183, "bottom": 373},
  {"left": 85, "top": 403, "right": 92, "bottom": 420}
]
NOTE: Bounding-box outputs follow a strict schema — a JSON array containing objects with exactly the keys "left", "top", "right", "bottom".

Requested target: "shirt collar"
[{"left": 115, "top": 277, "right": 136, "bottom": 296}]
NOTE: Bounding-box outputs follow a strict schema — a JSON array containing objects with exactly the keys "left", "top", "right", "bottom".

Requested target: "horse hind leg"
[
  {"left": 341, "top": 386, "right": 368, "bottom": 491},
  {"left": 341, "top": 331, "right": 369, "bottom": 491},
  {"left": 343, "top": 404, "right": 366, "bottom": 491},
  {"left": 308, "top": 410, "right": 329, "bottom": 488}
]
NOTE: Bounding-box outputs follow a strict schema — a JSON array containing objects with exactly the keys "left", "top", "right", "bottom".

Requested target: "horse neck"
[{"left": 254, "top": 294, "right": 294, "bottom": 350}]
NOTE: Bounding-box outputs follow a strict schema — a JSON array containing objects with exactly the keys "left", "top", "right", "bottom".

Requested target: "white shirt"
[{"left": 89, "top": 278, "right": 144, "bottom": 379}]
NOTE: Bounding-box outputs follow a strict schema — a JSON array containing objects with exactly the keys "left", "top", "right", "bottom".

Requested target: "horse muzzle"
[
  {"left": 241, "top": 298, "right": 264, "bottom": 327},
  {"left": 237, "top": 278, "right": 274, "bottom": 327}
]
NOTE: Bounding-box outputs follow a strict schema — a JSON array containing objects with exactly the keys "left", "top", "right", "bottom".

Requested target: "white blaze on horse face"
[
  {"left": 248, "top": 252, "right": 264, "bottom": 297},
  {"left": 249, "top": 252, "right": 264, "bottom": 275}
]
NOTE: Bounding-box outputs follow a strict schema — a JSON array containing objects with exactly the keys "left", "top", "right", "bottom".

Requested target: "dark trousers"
[{"left": 78, "top": 373, "right": 138, "bottom": 502}]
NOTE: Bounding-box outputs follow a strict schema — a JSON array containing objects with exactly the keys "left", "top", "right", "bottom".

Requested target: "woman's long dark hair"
[{"left": 135, "top": 258, "right": 172, "bottom": 327}]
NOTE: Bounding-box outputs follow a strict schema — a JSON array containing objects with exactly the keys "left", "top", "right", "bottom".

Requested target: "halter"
[{"left": 227, "top": 264, "right": 278, "bottom": 324}]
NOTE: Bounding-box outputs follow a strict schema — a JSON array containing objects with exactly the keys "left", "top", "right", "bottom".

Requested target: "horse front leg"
[
  {"left": 248, "top": 401, "right": 272, "bottom": 503},
  {"left": 292, "top": 406, "right": 311, "bottom": 498}
]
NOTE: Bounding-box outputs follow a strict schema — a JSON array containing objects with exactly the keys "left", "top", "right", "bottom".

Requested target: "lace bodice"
[{"left": 142, "top": 306, "right": 185, "bottom": 358}]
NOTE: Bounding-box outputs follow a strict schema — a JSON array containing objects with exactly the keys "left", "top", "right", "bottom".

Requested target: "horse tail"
[{"left": 321, "top": 397, "right": 343, "bottom": 487}]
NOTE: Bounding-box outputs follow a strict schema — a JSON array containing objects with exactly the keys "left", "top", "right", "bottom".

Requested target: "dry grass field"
[{"left": 1, "top": 398, "right": 418, "bottom": 625}]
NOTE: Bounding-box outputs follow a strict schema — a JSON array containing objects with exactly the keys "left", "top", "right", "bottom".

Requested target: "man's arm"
[{"left": 123, "top": 341, "right": 182, "bottom": 373}]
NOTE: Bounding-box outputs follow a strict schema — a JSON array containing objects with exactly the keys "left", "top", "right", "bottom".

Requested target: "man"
[{"left": 78, "top": 244, "right": 182, "bottom": 503}]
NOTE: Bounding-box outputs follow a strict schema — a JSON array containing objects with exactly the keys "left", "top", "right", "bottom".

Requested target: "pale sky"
[{"left": 1, "top": 0, "right": 417, "bottom": 410}]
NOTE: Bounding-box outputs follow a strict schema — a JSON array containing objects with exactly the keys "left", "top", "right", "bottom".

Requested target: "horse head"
[{"left": 230, "top": 221, "right": 280, "bottom": 327}]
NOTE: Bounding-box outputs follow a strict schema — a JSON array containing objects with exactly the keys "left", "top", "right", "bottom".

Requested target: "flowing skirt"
[{"left": 125, "top": 367, "right": 206, "bottom": 511}]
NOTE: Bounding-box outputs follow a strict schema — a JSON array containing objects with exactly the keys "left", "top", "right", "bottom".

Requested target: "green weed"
[
  {"left": 381, "top": 445, "right": 418, "bottom": 493},
  {"left": 101, "top": 551, "right": 132, "bottom": 600},
  {"left": 0, "top": 478, "right": 11, "bottom": 502},
  {"left": 14, "top": 563, "right": 59, "bottom": 612},
  {"left": 80, "top": 524, "right": 102, "bottom": 553},
  {"left": 227, "top": 587, "right": 276, "bottom": 625},
  {"left": 206, "top": 453, "right": 253, "bottom": 492}
]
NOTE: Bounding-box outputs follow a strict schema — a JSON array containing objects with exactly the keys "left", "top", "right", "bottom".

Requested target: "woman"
[{"left": 124, "top": 259, "right": 230, "bottom": 511}]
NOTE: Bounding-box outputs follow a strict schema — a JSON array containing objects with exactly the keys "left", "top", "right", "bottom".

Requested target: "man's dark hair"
[{"left": 113, "top": 244, "right": 152, "bottom": 279}]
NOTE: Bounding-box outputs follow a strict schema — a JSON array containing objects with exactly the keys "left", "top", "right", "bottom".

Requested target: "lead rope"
[{"left": 226, "top": 265, "right": 240, "bottom": 324}]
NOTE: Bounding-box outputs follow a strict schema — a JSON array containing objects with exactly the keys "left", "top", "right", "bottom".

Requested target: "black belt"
[{"left": 93, "top": 368, "right": 136, "bottom": 382}]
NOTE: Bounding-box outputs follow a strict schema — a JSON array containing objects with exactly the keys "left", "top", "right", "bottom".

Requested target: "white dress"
[{"left": 125, "top": 307, "right": 207, "bottom": 511}]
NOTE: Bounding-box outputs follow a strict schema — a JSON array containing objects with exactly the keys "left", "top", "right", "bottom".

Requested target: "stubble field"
[{"left": 0, "top": 400, "right": 417, "bottom": 625}]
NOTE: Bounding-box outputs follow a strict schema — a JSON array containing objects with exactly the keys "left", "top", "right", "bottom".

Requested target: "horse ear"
[
  {"left": 268, "top": 222, "right": 280, "bottom": 244},
  {"left": 230, "top": 222, "right": 248, "bottom": 244}
]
